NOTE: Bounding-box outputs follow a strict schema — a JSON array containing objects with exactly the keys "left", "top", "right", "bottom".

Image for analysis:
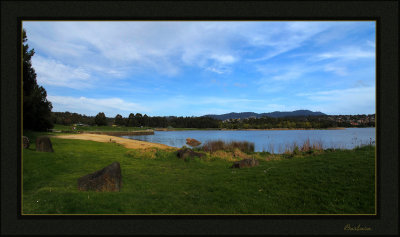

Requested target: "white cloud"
[
  {"left": 210, "top": 54, "right": 237, "bottom": 64},
  {"left": 324, "top": 64, "right": 348, "bottom": 76},
  {"left": 206, "top": 66, "right": 230, "bottom": 74},
  {"left": 272, "top": 70, "right": 304, "bottom": 81},
  {"left": 48, "top": 95, "right": 149, "bottom": 117},
  {"left": 32, "top": 56, "right": 93, "bottom": 89},
  {"left": 23, "top": 21, "right": 376, "bottom": 116},
  {"left": 257, "top": 64, "right": 319, "bottom": 82},
  {"left": 246, "top": 22, "right": 335, "bottom": 61},
  {"left": 24, "top": 21, "right": 343, "bottom": 79},
  {"left": 315, "top": 47, "right": 374, "bottom": 61},
  {"left": 24, "top": 21, "right": 246, "bottom": 77},
  {"left": 25, "top": 21, "right": 374, "bottom": 82}
]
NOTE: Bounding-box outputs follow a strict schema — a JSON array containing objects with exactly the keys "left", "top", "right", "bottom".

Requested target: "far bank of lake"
[{"left": 123, "top": 127, "right": 375, "bottom": 153}]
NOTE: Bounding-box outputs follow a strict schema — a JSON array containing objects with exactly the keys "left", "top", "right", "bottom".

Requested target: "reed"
[
  {"left": 202, "top": 140, "right": 255, "bottom": 153},
  {"left": 278, "top": 138, "right": 325, "bottom": 156}
]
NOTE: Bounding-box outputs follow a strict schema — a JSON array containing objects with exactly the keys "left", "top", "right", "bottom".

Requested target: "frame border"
[{"left": 1, "top": 0, "right": 398, "bottom": 235}]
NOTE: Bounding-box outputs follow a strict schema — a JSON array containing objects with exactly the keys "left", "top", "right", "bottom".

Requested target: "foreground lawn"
[{"left": 22, "top": 132, "right": 375, "bottom": 214}]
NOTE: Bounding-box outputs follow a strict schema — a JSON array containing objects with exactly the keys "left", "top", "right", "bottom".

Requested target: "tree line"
[
  {"left": 219, "top": 116, "right": 374, "bottom": 129},
  {"left": 51, "top": 111, "right": 374, "bottom": 129},
  {"left": 220, "top": 116, "right": 337, "bottom": 129},
  {"left": 52, "top": 111, "right": 220, "bottom": 128}
]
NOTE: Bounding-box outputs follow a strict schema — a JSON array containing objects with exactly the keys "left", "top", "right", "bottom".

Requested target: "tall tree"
[
  {"left": 114, "top": 114, "right": 125, "bottom": 126},
  {"left": 127, "top": 113, "right": 135, "bottom": 127},
  {"left": 94, "top": 112, "right": 107, "bottom": 126},
  {"left": 23, "top": 29, "right": 53, "bottom": 131},
  {"left": 142, "top": 114, "right": 149, "bottom": 127},
  {"left": 135, "top": 113, "right": 143, "bottom": 127}
]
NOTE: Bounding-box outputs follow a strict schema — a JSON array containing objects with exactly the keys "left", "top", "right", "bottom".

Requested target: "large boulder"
[
  {"left": 177, "top": 147, "right": 205, "bottom": 160},
  {"left": 231, "top": 158, "right": 259, "bottom": 168},
  {"left": 23, "top": 136, "right": 30, "bottom": 149},
  {"left": 35, "top": 136, "right": 54, "bottom": 152},
  {"left": 78, "top": 162, "right": 122, "bottom": 192},
  {"left": 186, "top": 138, "right": 201, "bottom": 147}
]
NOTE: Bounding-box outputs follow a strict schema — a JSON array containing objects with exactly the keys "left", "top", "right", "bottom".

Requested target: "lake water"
[{"left": 123, "top": 127, "right": 375, "bottom": 153}]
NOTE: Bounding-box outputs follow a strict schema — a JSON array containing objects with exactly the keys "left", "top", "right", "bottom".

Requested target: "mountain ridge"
[{"left": 204, "top": 110, "right": 326, "bottom": 120}]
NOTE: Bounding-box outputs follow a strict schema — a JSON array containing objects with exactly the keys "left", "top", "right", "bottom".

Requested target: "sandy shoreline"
[{"left": 54, "top": 133, "right": 176, "bottom": 150}]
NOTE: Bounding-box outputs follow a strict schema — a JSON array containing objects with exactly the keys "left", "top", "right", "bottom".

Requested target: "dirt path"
[{"left": 54, "top": 133, "right": 176, "bottom": 150}]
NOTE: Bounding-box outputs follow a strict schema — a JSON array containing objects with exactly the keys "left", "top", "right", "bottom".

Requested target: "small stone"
[
  {"left": 35, "top": 136, "right": 54, "bottom": 152},
  {"left": 23, "top": 136, "right": 30, "bottom": 149},
  {"left": 231, "top": 158, "right": 259, "bottom": 168},
  {"left": 186, "top": 138, "right": 202, "bottom": 147},
  {"left": 177, "top": 147, "right": 205, "bottom": 160}
]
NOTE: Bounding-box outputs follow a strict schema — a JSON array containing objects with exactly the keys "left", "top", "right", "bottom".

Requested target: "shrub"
[
  {"left": 202, "top": 140, "right": 225, "bottom": 153},
  {"left": 202, "top": 140, "right": 255, "bottom": 153}
]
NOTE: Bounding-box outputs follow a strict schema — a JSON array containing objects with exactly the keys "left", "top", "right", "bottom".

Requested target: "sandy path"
[{"left": 54, "top": 133, "right": 176, "bottom": 150}]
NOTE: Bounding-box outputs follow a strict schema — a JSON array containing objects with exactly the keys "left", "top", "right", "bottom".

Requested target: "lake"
[{"left": 122, "top": 127, "right": 375, "bottom": 153}]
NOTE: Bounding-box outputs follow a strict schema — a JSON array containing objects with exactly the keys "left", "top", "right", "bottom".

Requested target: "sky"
[{"left": 23, "top": 21, "right": 376, "bottom": 117}]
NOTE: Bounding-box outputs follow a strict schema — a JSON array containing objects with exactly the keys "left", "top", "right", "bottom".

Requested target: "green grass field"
[{"left": 22, "top": 131, "right": 375, "bottom": 215}]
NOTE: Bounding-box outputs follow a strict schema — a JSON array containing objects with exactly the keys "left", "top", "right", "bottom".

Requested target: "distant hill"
[{"left": 204, "top": 110, "right": 326, "bottom": 120}]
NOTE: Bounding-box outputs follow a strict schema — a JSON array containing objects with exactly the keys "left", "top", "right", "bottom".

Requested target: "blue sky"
[{"left": 23, "top": 21, "right": 375, "bottom": 117}]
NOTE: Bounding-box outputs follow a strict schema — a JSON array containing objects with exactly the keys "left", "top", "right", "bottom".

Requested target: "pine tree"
[{"left": 23, "top": 29, "right": 53, "bottom": 131}]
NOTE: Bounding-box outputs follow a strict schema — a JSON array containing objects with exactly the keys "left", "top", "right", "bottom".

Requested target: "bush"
[{"left": 202, "top": 140, "right": 255, "bottom": 153}]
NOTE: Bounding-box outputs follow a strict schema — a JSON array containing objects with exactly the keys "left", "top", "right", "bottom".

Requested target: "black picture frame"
[{"left": 1, "top": 0, "right": 398, "bottom": 235}]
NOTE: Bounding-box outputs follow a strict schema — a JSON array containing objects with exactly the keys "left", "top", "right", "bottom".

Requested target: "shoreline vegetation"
[
  {"left": 23, "top": 129, "right": 375, "bottom": 214},
  {"left": 51, "top": 111, "right": 375, "bottom": 132}
]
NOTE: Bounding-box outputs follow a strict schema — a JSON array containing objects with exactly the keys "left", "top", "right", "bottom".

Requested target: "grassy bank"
[{"left": 22, "top": 131, "right": 375, "bottom": 214}]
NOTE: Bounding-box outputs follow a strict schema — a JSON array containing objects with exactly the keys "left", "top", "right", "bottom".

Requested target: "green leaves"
[{"left": 23, "top": 29, "right": 53, "bottom": 131}]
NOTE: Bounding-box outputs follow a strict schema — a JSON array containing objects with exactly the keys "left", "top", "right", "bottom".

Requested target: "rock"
[
  {"left": 177, "top": 147, "right": 205, "bottom": 160},
  {"left": 231, "top": 158, "right": 259, "bottom": 168},
  {"left": 23, "top": 136, "right": 30, "bottom": 149},
  {"left": 78, "top": 162, "right": 122, "bottom": 192},
  {"left": 35, "top": 136, "right": 54, "bottom": 152},
  {"left": 186, "top": 138, "right": 202, "bottom": 147}
]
